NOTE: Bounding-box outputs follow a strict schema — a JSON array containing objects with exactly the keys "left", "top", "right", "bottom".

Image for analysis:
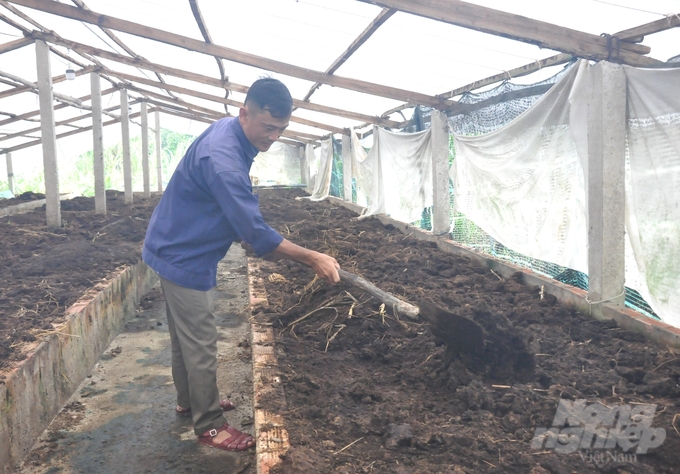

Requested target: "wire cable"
[{"left": 592, "top": 0, "right": 665, "bottom": 16}]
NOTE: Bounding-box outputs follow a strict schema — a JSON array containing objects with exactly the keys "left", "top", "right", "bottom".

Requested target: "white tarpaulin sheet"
[
  {"left": 358, "top": 127, "right": 433, "bottom": 224},
  {"left": 300, "top": 138, "right": 333, "bottom": 201},
  {"left": 450, "top": 59, "right": 680, "bottom": 326},
  {"left": 302, "top": 143, "right": 314, "bottom": 193},
  {"left": 451, "top": 61, "right": 589, "bottom": 275},
  {"left": 351, "top": 128, "right": 371, "bottom": 207},
  {"left": 250, "top": 142, "right": 301, "bottom": 186},
  {"left": 623, "top": 65, "right": 680, "bottom": 327}
]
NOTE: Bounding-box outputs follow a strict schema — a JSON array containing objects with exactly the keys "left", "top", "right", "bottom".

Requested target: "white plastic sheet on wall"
[
  {"left": 299, "top": 138, "right": 333, "bottom": 201},
  {"left": 451, "top": 61, "right": 589, "bottom": 275},
  {"left": 450, "top": 59, "right": 680, "bottom": 326},
  {"left": 302, "top": 144, "right": 315, "bottom": 193},
  {"left": 357, "top": 127, "right": 433, "bottom": 224},
  {"left": 623, "top": 65, "right": 680, "bottom": 327},
  {"left": 351, "top": 128, "right": 371, "bottom": 207},
  {"left": 250, "top": 142, "right": 301, "bottom": 185}
]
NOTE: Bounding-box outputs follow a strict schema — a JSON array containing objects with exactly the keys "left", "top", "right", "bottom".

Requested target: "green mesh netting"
[
  {"left": 330, "top": 137, "right": 344, "bottom": 199},
  {"left": 449, "top": 210, "right": 659, "bottom": 320}
]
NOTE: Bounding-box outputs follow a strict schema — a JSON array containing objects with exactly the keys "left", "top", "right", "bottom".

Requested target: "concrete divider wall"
[
  {"left": 0, "top": 194, "right": 76, "bottom": 218},
  {"left": 247, "top": 258, "right": 290, "bottom": 474},
  {"left": 0, "top": 199, "right": 48, "bottom": 218},
  {"left": 327, "top": 197, "right": 680, "bottom": 351},
  {"left": 0, "top": 260, "right": 158, "bottom": 473}
]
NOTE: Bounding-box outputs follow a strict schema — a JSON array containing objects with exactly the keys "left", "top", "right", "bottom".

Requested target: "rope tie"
[
  {"left": 665, "top": 13, "right": 680, "bottom": 25},
  {"left": 585, "top": 289, "right": 626, "bottom": 306},
  {"left": 534, "top": 60, "right": 542, "bottom": 70}
]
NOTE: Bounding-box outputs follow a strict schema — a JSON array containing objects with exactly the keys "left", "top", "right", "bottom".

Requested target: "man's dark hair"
[{"left": 244, "top": 78, "right": 293, "bottom": 118}]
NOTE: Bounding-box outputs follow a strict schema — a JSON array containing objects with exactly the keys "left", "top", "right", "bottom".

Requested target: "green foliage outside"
[
  {"left": 0, "top": 128, "right": 195, "bottom": 196},
  {"left": 0, "top": 170, "right": 45, "bottom": 196}
]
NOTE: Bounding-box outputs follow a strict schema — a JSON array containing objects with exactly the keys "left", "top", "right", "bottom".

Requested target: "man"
[{"left": 142, "top": 78, "right": 340, "bottom": 451}]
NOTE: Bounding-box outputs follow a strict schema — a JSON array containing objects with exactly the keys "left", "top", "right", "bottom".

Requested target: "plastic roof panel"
[{"left": 0, "top": 0, "right": 678, "bottom": 161}]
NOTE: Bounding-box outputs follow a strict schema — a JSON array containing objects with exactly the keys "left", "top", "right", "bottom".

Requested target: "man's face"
[{"left": 239, "top": 104, "right": 290, "bottom": 152}]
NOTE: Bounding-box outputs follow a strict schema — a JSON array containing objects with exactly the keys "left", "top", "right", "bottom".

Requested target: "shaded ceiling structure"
[{"left": 0, "top": 0, "right": 678, "bottom": 155}]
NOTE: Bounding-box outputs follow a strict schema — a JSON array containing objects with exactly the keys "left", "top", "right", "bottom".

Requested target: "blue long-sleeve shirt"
[{"left": 142, "top": 117, "right": 283, "bottom": 290}]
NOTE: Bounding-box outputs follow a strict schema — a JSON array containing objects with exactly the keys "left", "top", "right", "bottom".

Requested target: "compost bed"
[
  {"left": 0, "top": 192, "right": 45, "bottom": 209},
  {"left": 0, "top": 191, "right": 160, "bottom": 369},
  {"left": 254, "top": 188, "right": 679, "bottom": 474}
]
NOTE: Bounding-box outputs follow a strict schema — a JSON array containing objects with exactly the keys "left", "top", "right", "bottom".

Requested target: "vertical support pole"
[
  {"left": 120, "top": 89, "right": 133, "bottom": 204},
  {"left": 430, "top": 110, "right": 451, "bottom": 235},
  {"left": 91, "top": 72, "right": 106, "bottom": 215},
  {"left": 35, "top": 39, "right": 61, "bottom": 228},
  {"left": 587, "top": 61, "right": 626, "bottom": 318},
  {"left": 155, "top": 110, "right": 162, "bottom": 192},
  {"left": 297, "top": 145, "right": 305, "bottom": 186},
  {"left": 300, "top": 145, "right": 307, "bottom": 191},
  {"left": 141, "top": 101, "right": 150, "bottom": 199},
  {"left": 342, "top": 132, "right": 352, "bottom": 202},
  {"left": 304, "top": 144, "right": 313, "bottom": 194},
  {"left": 5, "top": 153, "right": 14, "bottom": 195}
]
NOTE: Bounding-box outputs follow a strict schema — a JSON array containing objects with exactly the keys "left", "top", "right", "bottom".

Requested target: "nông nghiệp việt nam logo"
[{"left": 531, "top": 399, "right": 665, "bottom": 455}]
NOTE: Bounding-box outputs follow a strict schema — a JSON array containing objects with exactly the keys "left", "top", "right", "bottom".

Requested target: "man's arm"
[{"left": 244, "top": 238, "right": 340, "bottom": 284}]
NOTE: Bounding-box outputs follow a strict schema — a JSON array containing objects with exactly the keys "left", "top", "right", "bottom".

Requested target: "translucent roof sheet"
[{"left": 0, "top": 0, "right": 679, "bottom": 163}]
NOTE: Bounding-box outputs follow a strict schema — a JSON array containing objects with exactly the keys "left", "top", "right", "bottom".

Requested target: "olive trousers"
[{"left": 159, "top": 276, "right": 226, "bottom": 435}]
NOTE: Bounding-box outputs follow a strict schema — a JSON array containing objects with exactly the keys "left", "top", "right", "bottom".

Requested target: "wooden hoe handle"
[{"left": 337, "top": 269, "right": 419, "bottom": 320}]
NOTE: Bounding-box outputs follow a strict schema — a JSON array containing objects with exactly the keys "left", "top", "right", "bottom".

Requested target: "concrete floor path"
[{"left": 19, "top": 247, "right": 256, "bottom": 474}]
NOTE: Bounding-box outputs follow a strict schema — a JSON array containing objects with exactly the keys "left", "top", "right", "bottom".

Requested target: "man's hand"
[
  {"left": 306, "top": 250, "right": 340, "bottom": 285},
  {"left": 266, "top": 238, "right": 340, "bottom": 285}
]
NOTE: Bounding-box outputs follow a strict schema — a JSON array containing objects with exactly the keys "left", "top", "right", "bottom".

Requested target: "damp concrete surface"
[{"left": 18, "top": 246, "right": 256, "bottom": 474}]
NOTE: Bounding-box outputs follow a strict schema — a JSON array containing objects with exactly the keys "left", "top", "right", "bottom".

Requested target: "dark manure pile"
[
  {"left": 255, "top": 188, "right": 680, "bottom": 474},
  {"left": 0, "top": 191, "right": 160, "bottom": 369}
]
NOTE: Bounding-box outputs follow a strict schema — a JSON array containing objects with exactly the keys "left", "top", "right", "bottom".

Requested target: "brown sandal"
[
  {"left": 176, "top": 399, "right": 236, "bottom": 416},
  {"left": 198, "top": 423, "right": 255, "bottom": 451}
]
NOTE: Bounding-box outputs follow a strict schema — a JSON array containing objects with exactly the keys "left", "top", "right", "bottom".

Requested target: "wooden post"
[
  {"left": 430, "top": 110, "right": 451, "bottom": 235},
  {"left": 5, "top": 153, "right": 13, "bottom": 195},
  {"left": 35, "top": 39, "right": 61, "bottom": 228},
  {"left": 120, "top": 88, "right": 132, "bottom": 204},
  {"left": 141, "top": 101, "right": 150, "bottom": 198},
  {"left": 91, "top": 72, "right": 106, "bottom": 214},
  {"left": 341, "top": 133, "right": 352, "bottom": 202},
  {"left": 587, "top": 61, "right": 626, "bottom": 318},
  {"left": 155, "top": 109, "right": 162, "bottom": 192}
]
